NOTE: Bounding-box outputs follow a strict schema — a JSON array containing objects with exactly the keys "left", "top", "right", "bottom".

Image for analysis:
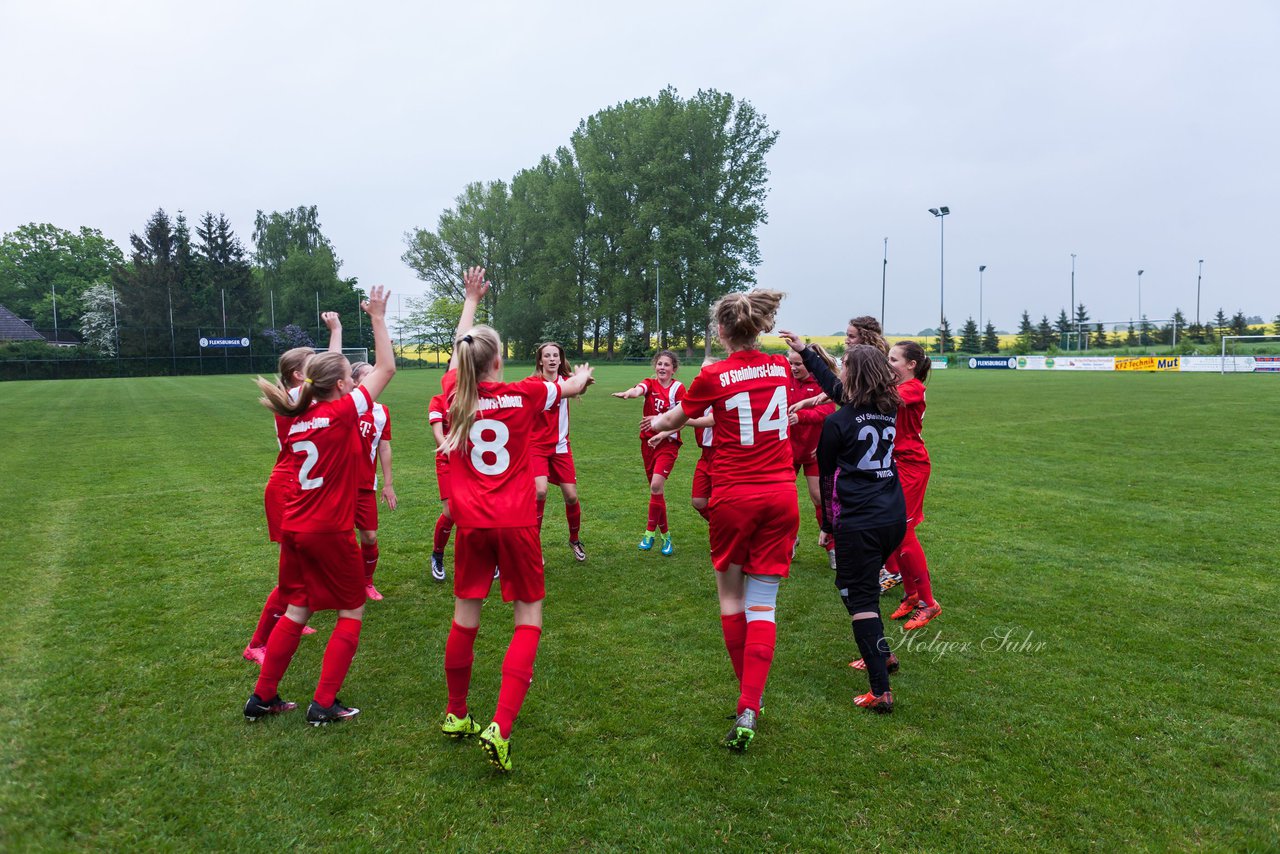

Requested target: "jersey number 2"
[
  {"left": 292, "top": 440, "right": 323, "bottom": 490},
  {"left": 725, "top": 386, "right": 789, "bottom": 445}
]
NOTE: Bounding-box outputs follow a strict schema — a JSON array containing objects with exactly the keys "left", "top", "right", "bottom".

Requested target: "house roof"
[{"left": 0, "top": 304, "right": 46, "bottom": 341}]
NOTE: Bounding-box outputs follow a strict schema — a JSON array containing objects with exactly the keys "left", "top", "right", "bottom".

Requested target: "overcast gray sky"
[{"left": 2, "top": 0, "right": 1276, "bottom": 334}]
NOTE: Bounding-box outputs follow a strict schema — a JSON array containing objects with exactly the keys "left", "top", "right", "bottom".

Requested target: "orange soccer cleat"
[
  {"left": 852, "top": 690, "right": 894, "bottom": 714},
  {"left": 903, "top": 602, "right": 942, "bottom": 631},
  {"left": 890, "top": 598, "right": 919, "bottom": 620},
  {"left": 849, "top": 654, "right": 899, "bottom": 673}
]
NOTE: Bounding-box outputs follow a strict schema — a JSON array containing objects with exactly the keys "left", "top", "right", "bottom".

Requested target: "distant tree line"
[{"left": 926, "top": 304, "right": 1275, "bottom": 355}]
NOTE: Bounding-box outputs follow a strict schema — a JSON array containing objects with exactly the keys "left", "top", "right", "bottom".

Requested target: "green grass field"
[{"left": 1, "top": 366, "right": 1277, "bottom": 851}]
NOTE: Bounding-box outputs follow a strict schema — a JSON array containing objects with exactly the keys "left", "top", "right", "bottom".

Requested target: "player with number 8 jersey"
[
  {"left": 436, "top": 267, "right": 595, "bottom": 772},
  {"left": 648, "top": 289, "right": 797, "bottom": 753}
]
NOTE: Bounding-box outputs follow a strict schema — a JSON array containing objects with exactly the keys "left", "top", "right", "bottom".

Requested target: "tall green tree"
[
  {"left": 1016, "top": 310, "right": 1034, "bottom": 351},
  {"left": 194, "top": 212, "right": 257, "bottom": 329},
  {"left": 1091, "top": 323, "right": 1108, "bottom": 349},
  {"left": 1034, "top": 315, "right": 1054, "bottom": 351},
  {"left": 935, "top": 317, "right": 956, "bottom": 354},
  {"left": 1229, "top": 310, "right": 1248, "bottom": 336},
  {"left": 253, "top": 206, "right": 357, "bottom": 331},
  {"left": 1055, "top": 309, "right": 1071, "bottom": 348},
  {"left": 981, "top": 321, "right": 1000, "bottom": 353},
  {"left": 959, "top": 317, "right": 980, "bottom": 352},
  {"left": 0, "top": 223, "right": 124, "bottom": 334}
]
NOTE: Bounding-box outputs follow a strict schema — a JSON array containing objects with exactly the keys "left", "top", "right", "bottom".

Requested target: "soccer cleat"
[
  {"left": 244, "top": 693, "right": 297, "bottom": 721},
  {"left": 571, "top": 540, "right": 587, "bottom": 562},
  {"left": 723, "top": 708, "right": 757, "bottom": 752},
  {"left": 849, "top": 653, "right": 900, "bottom": 674},
  {"left": 365, "top": 584, "right": 383, "bottom": 601},
  {"left": 879, "top": 567, "right": 903, "bottom": 592},
  {"left": 242, "top": 645, "right": 266, "bottom": 666},
  {"left": 430, "top": 551, "right": 446, "bottom": 583},
  {"left": 306, "top": 699, "right": 360, "bottom": 726},
  {"left": 441, "top": 711, "right": 482, "bottom": 738},
  {"left": 904, "top": 602, "right": 942, "bottom": 631},
  {"left": 853, "top": 690, "right": 894, "bottom": 713},
  {"left": 890, "top": 598, "right": 919, "bottom": 620},
  {"left": 478, "top": 722, "right": 512, "bottom": 772},
  {"left": 660, "top": 533, "right": 674, "bottom": 556},
  {"left": 828, "top": 550, "right": 838, "bottom": 570},
  {"left": 638, "top": 531, "right": 655, "bottom": 551},
  {"left": 301, "top": 625, "right": 318, "bottom": 636}
]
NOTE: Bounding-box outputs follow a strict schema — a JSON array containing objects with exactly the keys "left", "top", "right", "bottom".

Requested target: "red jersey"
[
  {"left": 640, "top": 377, "right": 685, "bottom": 444},
  {"left": 788, "top": 375, "right": 833, "bottom": 463},
  {"left": 894, "top": 378, "right": 929, "bottom": 466},
  {"left": 679, "top": 350, "right": 794, "bottom": 497},
  {"left": 282, "top": 385, "right": 373, "bottom": 533},
  {"left": 428, "top": 393, "right": 450, "bottom": 433},
  {"left": 695, "top": 405, "right": 716, "bottom": 461},
  {"left": 441, "top": 369, "right": 562, "bottom": 528},
  {"left": 529, "top": 374, "right": 571, "bottom": 455},
  {"left": 356, "top": 402, "right": 391, "bottom": 491}
]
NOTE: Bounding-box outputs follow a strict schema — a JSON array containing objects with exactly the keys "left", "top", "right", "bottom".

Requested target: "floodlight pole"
[
  {"left": 978, "top": 265, "right": 986, "bottom": 334},
  {"left": 880, "top": 237, "right": 888, "bottom": 329},
  {"left": 1196, "top": 259, "right": 1204, "bottom": 327},
  {"left": 654, "top": 260, "right": 660, "bottom": 350},
  {"left": 929, "top": 207, "right": 950, "bottom": 353},
  {"left": 1070, "top": 253, "right": 1077, "bottom": 351},
  {"left": 1137, "top": 269, "right": 1144, "bottom": 348}
]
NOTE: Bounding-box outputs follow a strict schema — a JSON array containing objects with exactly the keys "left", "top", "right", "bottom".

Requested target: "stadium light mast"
[
  {"left": 654, "top": 259, "right": 660, "bottom": 350},
  {"left": 1196, "top": 259, "right": 1204, "bottom": 326},
  {"left": 880, "top": 237, "right": 888, "bottom": 329},
  {"left": 1070, "top": 253, "right": 1077, "bottom": 351},
  {"left": 1137, "top": 269, "right": 1145, "bottom": 348},
  {"left": 978, "top": 265, "right": 986, "bottom": 333},
  {"left": 929, "top": 206, "right": 950, "bottom": 353}
]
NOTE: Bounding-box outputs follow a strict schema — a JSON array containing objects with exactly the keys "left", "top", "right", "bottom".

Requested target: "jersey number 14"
[{"left": 724, "top": 386, "right": 789, "bottom": 445}]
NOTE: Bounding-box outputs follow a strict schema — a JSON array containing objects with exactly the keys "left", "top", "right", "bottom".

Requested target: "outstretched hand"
[
  {"left": 321, "top": 311, "right": 342, "bottom": 331},
  {"left": 362, "top": 285, "right": 390, "bottom": 319},
  {"left": 573, "top": 362, "right": 595, "bottom": 387},
  {"left": 777, "top": 330, "right": 806, "bottom": 353},
  {"left": 463, "top": 266, "right": 491, "bottom": 302}
]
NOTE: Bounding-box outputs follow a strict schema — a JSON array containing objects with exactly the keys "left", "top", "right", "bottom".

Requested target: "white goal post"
[
  {"left": 309, "top": 346, "right": 369, "bottom": 364},
  {"left": 1220, "top": 335, "right": 1280, "bottom": 374}
]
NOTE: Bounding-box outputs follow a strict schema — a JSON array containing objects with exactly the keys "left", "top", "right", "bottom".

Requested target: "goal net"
[{"left": 1220, "top": 335, "right": 1280, "bottom": 373}]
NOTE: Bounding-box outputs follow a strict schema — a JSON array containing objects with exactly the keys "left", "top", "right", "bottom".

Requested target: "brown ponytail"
[
  {"left": 713, "top": 289, "right": 786, "bottom": 349},
  {"left": 256, "top": 351, "right": 350, "bottom": 417},
  {"left": 809, "top": 343, "right": 838, "bottom": 373},
  {"left": 849, "top": 316, "right": 889, "bottom": 354},
  {"left": 893, "top": 340, "right": 932, "bottom": 383},
  {"left": 442, "top": 325, "right": 502, "bottom": 455}
]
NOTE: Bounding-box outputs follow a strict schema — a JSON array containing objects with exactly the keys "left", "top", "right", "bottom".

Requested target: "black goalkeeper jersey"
[{"left": 800, "top": 347, "right": 907, "bottom": 532}]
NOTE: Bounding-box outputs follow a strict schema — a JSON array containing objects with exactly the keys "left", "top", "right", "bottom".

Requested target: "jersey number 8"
[{"left": 469, "top": 418, "right": 511, "bottom": 475}]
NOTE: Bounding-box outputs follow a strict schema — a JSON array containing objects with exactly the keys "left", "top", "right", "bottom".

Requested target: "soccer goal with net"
[{"left": 1219, "top": 335, "right": 1280, "bottom": 373}]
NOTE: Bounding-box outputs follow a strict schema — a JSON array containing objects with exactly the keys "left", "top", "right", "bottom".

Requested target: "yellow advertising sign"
[{"left": 1115, "top": 356, "right": 1180, "bottom": 372}]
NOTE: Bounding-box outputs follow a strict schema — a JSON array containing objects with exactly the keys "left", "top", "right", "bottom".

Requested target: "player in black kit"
[{"left": 779, "top": 333, "right": 908, "bottom": 713}]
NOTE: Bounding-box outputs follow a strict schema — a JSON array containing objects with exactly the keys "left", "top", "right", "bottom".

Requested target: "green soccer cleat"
[
  {"left": 441, "top": 712, "right": 482, "bottom": 738},
  {"left": 478, "top": 722, "right": 512, "bottom": 772},
  {"left": 638, "top": 531, "right": 656, "bottom": 551},
  {"left": 723, "top": 708, "right": 757, "bottom": 752},
  {"left": 660, "top": 533, "right": 674, "bottom": 556}
]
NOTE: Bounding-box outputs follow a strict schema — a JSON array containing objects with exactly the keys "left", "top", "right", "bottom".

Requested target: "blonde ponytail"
[
  {"left": 256, "top": 351, "right": 350, "bottom": 416},
  {"left": 442, "top": 325, "right": 502, "bottom": 455},
  {"left": 712, "top": 289, "right": 786, "bottom": 349}
]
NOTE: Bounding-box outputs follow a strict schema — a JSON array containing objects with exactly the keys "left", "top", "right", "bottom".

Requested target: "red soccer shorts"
[
  {"left": 453, "top": 525, "right": 545, "bottom": 603},
  {"left": 792, "top": 455, "right": 819, "bottom": 478},
  {"left": 278, "top": 529, "right": 365, "bottom": 611},
  {"left": 897, "top": 460, "right": 930, "bottom": 527},
  {"left": 708, "top": 488, "right": 800, "bottom": 578},
  {"left": 532, "top": 449, "right": 578, "bottom": 485},
  {"left": 355, "top": 488, "right": 378, "bottom": 532},
  {"left": 692, "top": 453, "right": 714, "bottom": 500},
  {"left": 435, "top": 453, "right": 450, "bottom": 501},
  {"left": 263, "top": 475, "right": 294, "bottom": 543},
  {"left": 641, "top": 438, "right": 680, "bottom": 482}
]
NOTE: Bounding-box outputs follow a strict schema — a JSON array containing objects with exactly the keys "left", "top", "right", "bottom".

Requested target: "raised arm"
[
  {"left": 449, "top": 266, "right": 490, "bottom": 371},
  {"left": 779, "top": 330, "right": 844, "bottom": 404},
  {"left": 322, "top": 311, "right": 343, "bottom": 353},
  {"left": 357, "top": 286, "right": 396, "bottom": 400},
  {"left": 559, "top": 362, "right": 595, "bottom": 399}
]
